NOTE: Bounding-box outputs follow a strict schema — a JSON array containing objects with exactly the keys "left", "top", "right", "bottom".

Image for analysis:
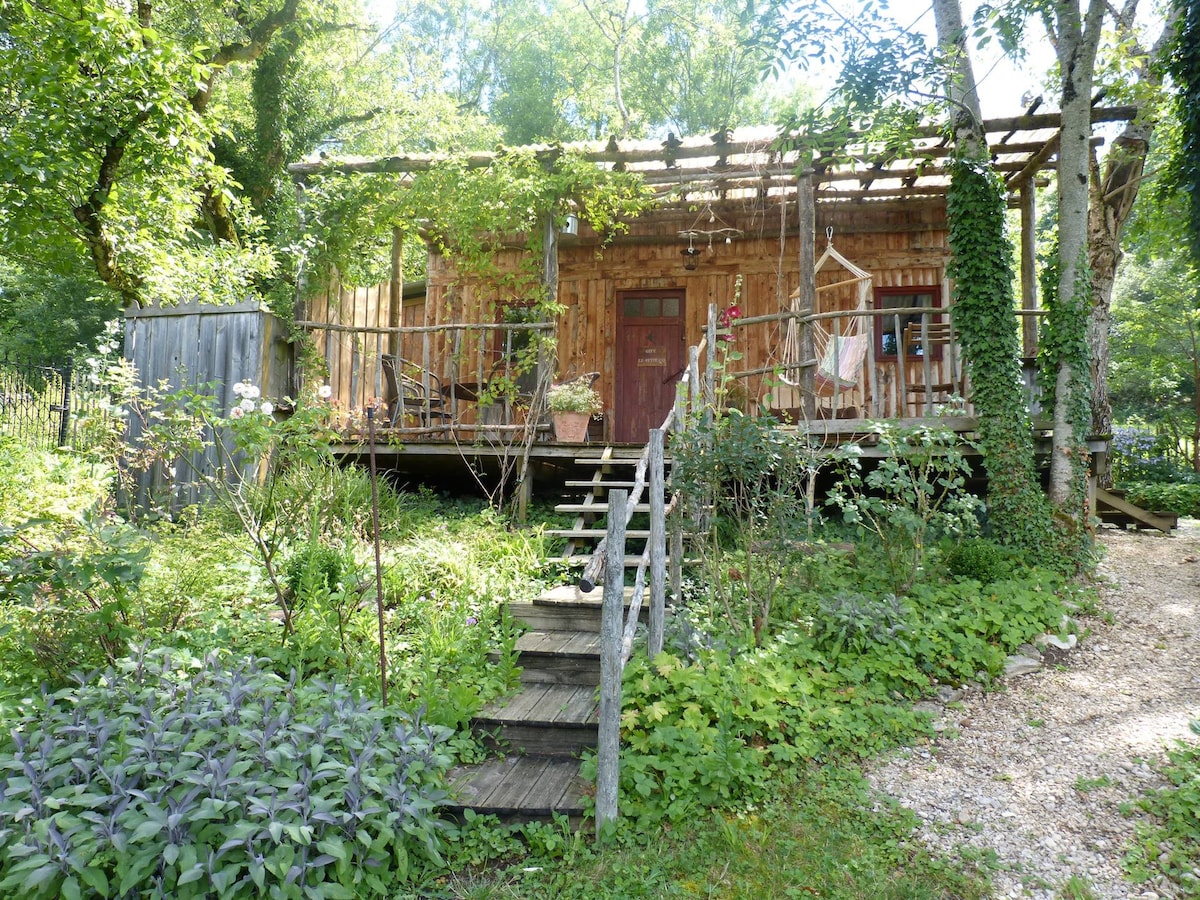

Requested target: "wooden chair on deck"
[
  {"left": 382, "top": 355, "right": 453, "bottom": 430},
  {"left": 903, "top": 322, "right": 964, "bottom": 414}
]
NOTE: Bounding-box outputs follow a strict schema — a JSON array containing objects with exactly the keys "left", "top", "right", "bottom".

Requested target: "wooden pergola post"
[
  {"left": 1019, "top": 179, "right": 1038, "bottom": 357},
  {"left": 798, "top": 170, "right": 816, "bottom": 420}
]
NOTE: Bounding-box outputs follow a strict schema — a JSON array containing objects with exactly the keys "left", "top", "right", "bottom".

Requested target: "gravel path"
[{"left": 870, "top": 520, "right": 1200, "bottom": 899}]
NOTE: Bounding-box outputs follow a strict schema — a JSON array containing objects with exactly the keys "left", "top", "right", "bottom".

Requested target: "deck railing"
[
  {"left": 724, "top": 305, "right": 1046, "bottom": 423},
  {"left": 295, "top": 318, "right": 555, "bottom": 439}
]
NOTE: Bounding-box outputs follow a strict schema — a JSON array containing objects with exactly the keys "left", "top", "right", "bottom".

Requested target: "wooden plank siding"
[
  {"left": 123, "top": 301, "right": 291, "bottom": 506},
  {"left": 303, "top": 199, "right": 965, "bottom": 439}
]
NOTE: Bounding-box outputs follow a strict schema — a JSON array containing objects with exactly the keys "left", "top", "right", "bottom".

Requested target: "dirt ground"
[{"left": 870, "top": 520, "right": 1200, "bottom": 899}]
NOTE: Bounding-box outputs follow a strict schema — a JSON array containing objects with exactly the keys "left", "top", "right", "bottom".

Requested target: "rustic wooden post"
[
  {"left": 921, "top": 317, "right": 933, "bottom": 416},
  {"left": 389, "top": 226, "right": 403, "bottom": 359},
  {"left": 688, "top": 347, "right": 701, "bottom": 418},
  {"left": 866, "top": 308, "right": 879, "bottom": 417},
  {"left": 596, "top": 489, "right": 627, "bottom": 837},
  {"left": 894, "top": 314, "right": 907, "bottom": 416},
  {"left": 669, "top": 516, "right": 683, "bottom": 605},
  {"left": 798, "top": 171, "right": 816, "bottom": 420},
  {"left": 648, "top": 429, "right": 666, "bottom": 658},
  {"left": 1020, "top": 178, "right": 1039, "bottom": 357},
  {"left": 540, "top": 211, "right": 560, "bottom": 389},
  {"left": 705, "top": 304, "right": 717, "bottom": 423}
]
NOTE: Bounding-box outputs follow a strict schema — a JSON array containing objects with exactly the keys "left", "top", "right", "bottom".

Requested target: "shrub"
[
  {"left": 1111, "top": 426, "right": 1195, "bottom": 484},
  {"left": 1124, "top": 482, "right": 1200, "bottom": 518},
  {"left": 0, "top": 509, "right": 151, "bottom": 688},
  {"left": 943, "top": 537, "right": 1014, "bottom": 584},
  {"left": 826, "top": 422, "right": 983, "bottom": 593},
  {"left": 0, "top": 649, "right": 453, "bottom": 898}
]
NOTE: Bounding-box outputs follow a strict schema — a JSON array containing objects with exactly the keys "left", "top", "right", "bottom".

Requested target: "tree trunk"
[
  {"left": 1047, "top": 0, "right": 1105, "bottom": 511},
  {"left": 1086, "top": 5, "right": 1177, "bottom": 485},
  {"left": 932, "top": 0, "right": 985, "bottom": 156}
]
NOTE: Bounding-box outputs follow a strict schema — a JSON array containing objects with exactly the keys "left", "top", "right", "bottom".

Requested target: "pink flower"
[{"left": 230, "top": 406, "right": 245, "bottom": 419}]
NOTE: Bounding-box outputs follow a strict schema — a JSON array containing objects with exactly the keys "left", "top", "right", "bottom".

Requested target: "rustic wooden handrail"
[{"left": 591, "top": 307, "right": 715, "bottom": 836}]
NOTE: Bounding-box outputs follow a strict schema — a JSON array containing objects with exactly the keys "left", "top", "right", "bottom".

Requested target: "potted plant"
[{"left": 547, "top": 379, "right": 601, "bottom": 442}]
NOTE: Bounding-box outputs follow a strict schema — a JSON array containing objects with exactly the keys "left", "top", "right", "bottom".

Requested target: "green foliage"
[
  {"left": 609, "top": 630, "right": 936, "bottom": 829},
  {"left": 670, "top": 409, "right": 819, "bottom": 644},
  {"left": 0, "top": 649, "right": 453, "bottom": 898},
  {"left": 812, "top": 592, "right": 912, "bottom": 658},
  {"left": 1124, "top": 482, "right": 1200, "bottom": 517},
  {"left": 1109, "top": 252, "right": 1200, "bottom": 466},
  {"left": 906, "top": 571, "right": 1073, "bottom": 685},
  {"left": 119, "top": 376, "right": 343, "bottom": 632},
  {"left": 0, "top": 259, "right": 121, "bottom": 361},
  {"left": 943, "top": 537, "right": 1014, "bottom": 584},
  {"left": 826, "top": 422, "right": 983, "bottom": 593},
  {"left": 504, "top": 767, "right": 989, "bottom": 899},
  {"left": 283, "top": 540, "right": 347, "bottom": 601},
  {"left": 1127, "top": 720, "right": 1200, "bottom": 895},
  {"left": 945, "top": 158, "right": 1057, "bottom": 561},
  {"left": 1165, "top": 0, "right": 1200, "bottom": 269},
  {"left": 0, "top": 509, "right": 150, "bottom": 687}
]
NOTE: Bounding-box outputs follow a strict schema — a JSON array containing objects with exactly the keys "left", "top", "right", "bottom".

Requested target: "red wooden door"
[{"left": 616, "top": 290, "right": 685, "bottom": 443}]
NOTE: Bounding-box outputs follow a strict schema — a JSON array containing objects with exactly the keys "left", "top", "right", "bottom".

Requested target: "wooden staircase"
[
  {"left": 1095, "top": 487, "right": 1178, "bottom": 533},
  {"left": 444, "top": 584, "right": 637, "bottom": 826},
  {"left": 550, "top": 445, "right": 668, "bottom": 569}
]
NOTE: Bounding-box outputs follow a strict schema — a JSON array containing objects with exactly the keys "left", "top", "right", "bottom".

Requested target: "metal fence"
[{"left": 0, "top": 354, "right": 104, "bottom": 451}]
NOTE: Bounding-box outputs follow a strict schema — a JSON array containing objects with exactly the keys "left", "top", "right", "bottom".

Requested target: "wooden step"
[
  {"left": 548, "top": 528, "right": 653, "bottom": 540},
  {"left": 554, "top": 502, "right": 654, "bottom": 514},
  {"left": 557, "top": 554, "right": 693, "bottom": 568},
  {"left": 473, "top": 682, "right": 599, "bottom": 755},
  {"left": 446, "top": 756, "right": 588, "bottom": 824},
  {"left": 507, "top": 586, "right": 648, "bottom": 631},
  {"left": 564, "top": 479, "right": 641, "bottom": 489},
  {"left": 1095, "top": 487, "right": 1177, "bottom": 533},
  {"left": 573, "top": 456, "right": 658, "bottom": 466},
  {"left": 497, "top": 629, "right": 602, "bottom": 679}
]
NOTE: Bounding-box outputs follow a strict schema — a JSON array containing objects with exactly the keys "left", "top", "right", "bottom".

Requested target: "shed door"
[{"left": 616, "top": 290, "right": 685, "bottom": 443}]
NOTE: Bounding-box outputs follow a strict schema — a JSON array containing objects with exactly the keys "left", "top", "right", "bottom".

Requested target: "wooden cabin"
[{"left": 290, "top": 107, "right": 1136, "bottom": 475}]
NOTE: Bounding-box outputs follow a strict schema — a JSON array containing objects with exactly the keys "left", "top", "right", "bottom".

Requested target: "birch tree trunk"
[
  {"left": 932, "top": 0, "right": 986, "bottom": 156},
  {"left": 1047, "top": 0, "right": 1105, "bottom": 510}
]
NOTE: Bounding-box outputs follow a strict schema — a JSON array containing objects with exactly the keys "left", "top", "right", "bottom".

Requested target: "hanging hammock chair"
[{"left": 773, "top": 233, "right": 873, "bottom": 416}]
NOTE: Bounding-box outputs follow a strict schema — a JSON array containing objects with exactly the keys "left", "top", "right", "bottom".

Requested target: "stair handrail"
[
  {"left": 577, "top": 314, "right": 711, "bottom": 595},
  {"left": 592, "top": 305, "right": 719, "bottom": 837}
]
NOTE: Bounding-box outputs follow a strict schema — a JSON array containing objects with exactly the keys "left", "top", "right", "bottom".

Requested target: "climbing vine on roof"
[{"left": 300, "top": 149, "right": 652, "bottom": 299}]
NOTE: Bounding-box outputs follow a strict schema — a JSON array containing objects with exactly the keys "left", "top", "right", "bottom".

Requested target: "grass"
[{"left": 434, "top": 768, "right": 991, "bottom": 899}]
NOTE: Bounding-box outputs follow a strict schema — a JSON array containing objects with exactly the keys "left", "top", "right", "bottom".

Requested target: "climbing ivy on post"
[
  {"left": 1038, "top": 239, "right": 1094, "bottom": 554},
  {"left": 946, "top": 158, "right": 1054, "bottom": 557}
]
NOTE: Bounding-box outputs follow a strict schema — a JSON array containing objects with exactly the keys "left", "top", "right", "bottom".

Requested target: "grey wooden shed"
[{"left": 123, "top": 300, "right": 293, "bottom": 507}]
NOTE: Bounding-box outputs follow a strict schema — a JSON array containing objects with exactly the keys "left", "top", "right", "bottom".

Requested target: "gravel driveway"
[{"left": 870, "top": 520, "right": 1200, "bottom": 899}]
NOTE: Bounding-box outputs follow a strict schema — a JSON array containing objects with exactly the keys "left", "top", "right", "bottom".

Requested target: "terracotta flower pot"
[{"left": 552, "top": 411, "right": 591, "bottom": 442}]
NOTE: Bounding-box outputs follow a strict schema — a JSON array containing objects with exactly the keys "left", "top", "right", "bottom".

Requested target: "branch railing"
[
  {"left": 724, "top": 305, "right": 1048, "bottom": 421},
  {"left": 295, "top": 318, "right": 556, "bottom": 437},
  {"left": 588, "top": 307, "right": 715, "bottom": 836}
]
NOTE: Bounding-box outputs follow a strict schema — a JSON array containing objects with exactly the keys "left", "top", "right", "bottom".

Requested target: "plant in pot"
[{"left": 547, "top": 379, "right": 601, "bottom": 442}]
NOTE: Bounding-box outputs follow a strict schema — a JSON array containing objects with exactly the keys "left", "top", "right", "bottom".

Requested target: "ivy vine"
[
  {"left": 1038, "top": 239, "right": 1095, "bottom": 557},
  {"left": 1167, "top": 0, "right": 1200, "bottom": 269},
  {"left": 945, "top": 158, "right": 1055, "bottom": 558}
]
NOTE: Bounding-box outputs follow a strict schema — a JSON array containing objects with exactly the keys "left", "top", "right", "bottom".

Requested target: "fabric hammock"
[{"left": 778, "top": 238, "right": 873, "bottom": 405}]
